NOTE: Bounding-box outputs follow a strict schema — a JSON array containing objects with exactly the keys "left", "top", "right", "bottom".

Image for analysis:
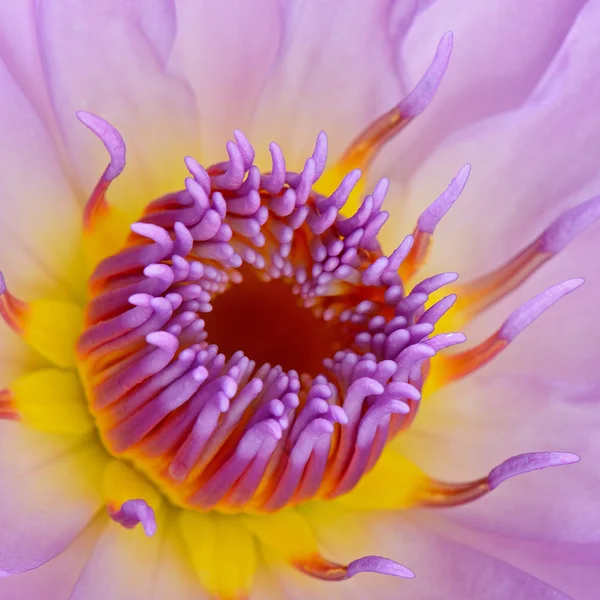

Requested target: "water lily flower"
[{"left": 1, "top": 2, "right": 599, "bottom": 599}]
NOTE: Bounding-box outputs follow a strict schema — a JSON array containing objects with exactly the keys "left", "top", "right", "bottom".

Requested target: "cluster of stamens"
[{"left": 76, "top": 130, "right": 465, "bottom": 513}]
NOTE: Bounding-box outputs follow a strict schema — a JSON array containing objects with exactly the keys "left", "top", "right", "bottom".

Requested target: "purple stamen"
[
  {"left": 419, "top": 294, "right": 457, "bottom": 325},
  {"left": 233, "top": 130, "right": 255, "bottom": 170},
  {"left": 499, "top": 278, "right": 584, "bottom": 342},
  {"left": 319, "top": 169, "right": 362, "bottom": 212},
  {"left": 539, "top": 195, "right": 600, "bottom": 253},
  {"left": 77, "top": 111, "right": 126, "bottom": 181},
  {"left": 427, "top": 332, "right": 467, "bottom": 352},
  {"left": 416, "top": 164, "right": 470, "bottom": 235},
  {"left": 108, "top": 499, "right": 156, "bottom": 537},
  {"left": 296, "top": 554, "right": 415, "bottom": 581},
  {"left": 488, "top": 452, "right": 580, "bottom": 490},
  {"left": 412, "top": 272, "right": 459, "bottom": 295},
  {"left": 184, "top": 156, "right": 211, "bottom": 195},
  {"left": 397, "top": 31, "right": 454, "bottom": 118},
  {"left": 261, "top": 142, "right": 287, "bottom": 194},
  {"left": 346, "top": 556, "right": 415, "bottom": 580},
  {"left": 311, "top": 131, "right": 328, "bottom": 179}
]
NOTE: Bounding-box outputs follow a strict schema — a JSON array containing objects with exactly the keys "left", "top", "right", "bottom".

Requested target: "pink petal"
[
  {"left": 378, "top": 0, "right": 587, "bottom": 182},
  {"left": 70, "top": 516, "right": 207, "bottom": 600},
  {"left": 0, "top": 322, "right": 43, "bottom": 388},
  {"left": 0, "top": 1, "right": 64, "bottom": 147},
  {"left": 411, "top": 512, "right": 600, "bottom": 600},
  {"left": 398, "top": 374, "right": 600, "bottom": 542},
  {"left": 387, "top": 0, "right": 600, "bottom": 281},
  {"left": 0, "top": 517, "right": 104, "bottom": 600},
  {"left": 169, "top": 0, "right": 283, "bottom": 161},
  {"left": 250, "top": 0, "right": 409, "bottom": 168},
  {"left": 0, "top": 56, "right": 82, "bottom": 301},
  {"left": 250, "top": 565, "right": 293, "bottom": 600},
  {"left": 0, "top": 422, "right": 104, "bottom": 575},
  {"left": 34, "top": 1, "right": 199, "bottom": 218},
  {"left": 270, "top": 510, "right": 572, "bottom": 599}
]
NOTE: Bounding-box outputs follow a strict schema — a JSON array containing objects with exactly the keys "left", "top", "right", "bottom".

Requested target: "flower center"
[
  {"left": 75, "top": 128, "right": 465, "bottom": 515},
  {"left": 203, "top": 266, "right": 348, "bottom": 375}
]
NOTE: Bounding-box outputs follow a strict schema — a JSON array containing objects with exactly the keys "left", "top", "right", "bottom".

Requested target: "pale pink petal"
[
  {"left": 70, "top": 514, "right": 207, "bottom": 600},
  {"left": 377, "top": 0, "right": 587, "bottom": 182},
  {"left": 397, "top": 374, "right": 600, "bottom": 542},
  {"left": 250, "top": 564, "right": 293, "bottom": 600},
  {"left": 0, "top": 422, "right": 104, "bottom": 575},
  {"left": 0, "top": 2, "right": 49, "bottom": 119},
  {"left": 0, "top": 323, "right": 44, "bottom": 388},
  {"left": 0, "top": 517, "right": 104, "bottom": 600},
  {"left": 384, "top": 0, "right": 600, "bottom": 280},
  {"left": 0, "top": 2, "right": 70, "bottom": 159},
  {"left": 34, "top": 1, "right": 199, "bottom": 217},
  {"left": 270, "top": 510, "right": 572, "bottom": 599},
  {"left": 250, "top": 0, "right": 409, "bottom": 168},
  {"left": 169, "top": 0, "right": 283, "bottom": 162},
  {"left": 0, "top": 1, "right": 85, "bottom": 191},
  {"left": 0, "top": 56, "right": 82, "bottom": 301},
  {"left": 411, "top": 512, "right": 600, "bottom": 600},
  {"left": 0, "top": 52, "right": 72, "bottom": 401}
]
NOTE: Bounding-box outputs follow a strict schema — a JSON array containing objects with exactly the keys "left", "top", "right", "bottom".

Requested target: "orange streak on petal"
[
  {"left": 416, "top": 477, "right": 490, "bottom": 507},
  {"left": 0, "top": 389, "right": 18, "bottom": 421},
  {"left": 293, "top": 553, "right": 348, "bottom": 581},
  {"left": 83, "top": 178, "right": 110, "bottom": 231},
  {"left": 454, "top": 240, "right": 551, "bottom": 321},
  {"left": 0, "top": 287, "right": 29, "bottom": 334},
  {"left": 340, "top": 107, "right": 410, "bottom": 172},
  {"left": 426, "top": 333, "right": 508, "bottom": 392},
  {"left": 398, "top": 229, "right": 432, "bottom": 282}
]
